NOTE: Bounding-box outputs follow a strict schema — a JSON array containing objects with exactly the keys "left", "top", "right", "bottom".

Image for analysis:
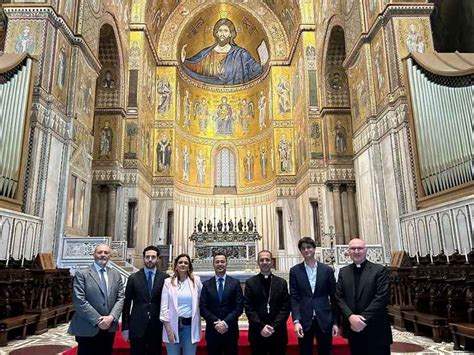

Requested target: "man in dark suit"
[
  {"left": 290, "top": 237, "right": 338, "bottom": 355},
  {"left": 68, "top": 244, "right": 124, "bottom": 355},
  {"left": 200, "top": 252, "right": 244, "bottom": 355},
  {"left": 121, "top": 245, "right": 169, "bottom": 355},
  {"left": 244, "top": 250, "right": 290, "bottom": 355},
  {"left": 336, "top": 238, "right": 392, "bottom": 355}
]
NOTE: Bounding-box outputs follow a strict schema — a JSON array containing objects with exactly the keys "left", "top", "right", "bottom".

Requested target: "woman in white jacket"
[{"left": 160, "top": 254, "right": 202, "bottom": 354}]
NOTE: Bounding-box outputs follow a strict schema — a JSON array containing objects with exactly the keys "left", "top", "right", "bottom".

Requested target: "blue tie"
[
  {"left": 147, "top": 271, "right": 153, "bottom": 296},
  {"left": 217, "top": 277, "right": 224, "bottom": 303},
  {"left": 99, "top": 269, "right": 109, "bottom": 308}
]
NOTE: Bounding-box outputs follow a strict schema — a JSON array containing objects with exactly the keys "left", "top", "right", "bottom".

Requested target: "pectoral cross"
[{"left": 267, "top": 303, "right": 270, "bottom": 314}]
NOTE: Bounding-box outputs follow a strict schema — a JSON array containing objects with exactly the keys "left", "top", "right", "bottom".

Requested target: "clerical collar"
[
  {"left": 354, "top": 260, "right": 367, "bottom": 268},
  {"left": 260, "top": 272, "right": 272, "bottom": 279}
]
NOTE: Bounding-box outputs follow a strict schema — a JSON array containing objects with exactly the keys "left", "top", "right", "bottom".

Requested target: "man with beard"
[
  {"left": 200, "top": 253, "right": 244, "bottom": 354},
  {"left": 121, "top": 246, "right": 169, "bottom": 355},
  {"left": 244, "top": 250, "right": 290, "bottom": 355},
  {"left": 68, "top": 244, "right": 124, "bottom": 355},
  {"left": 181, "top": 18, "right": 264, "bottom": 85}
]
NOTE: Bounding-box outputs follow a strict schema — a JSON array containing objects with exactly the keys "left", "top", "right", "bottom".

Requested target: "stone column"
[
  {"left": 347, "top": 184, "right": 359, "bottom": 239},
  {"left": 88, "top": 185, "right": 100, "bottom": 235},
  {"left": 332, "top": 184, "right": 345, "bottom": 244},
  {"left": 341, "top": 186, "right": 351, "bottom": 244},
  {"left": 106, "top": 185, "right": 117, "bottom": 239}
]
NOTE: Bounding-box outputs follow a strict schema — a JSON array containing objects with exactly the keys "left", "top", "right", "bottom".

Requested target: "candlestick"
[{"left": 169, "top": 244, "right": 173, "bottom": 263}]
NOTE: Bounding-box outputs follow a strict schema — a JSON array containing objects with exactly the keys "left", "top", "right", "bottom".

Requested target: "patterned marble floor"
[{"left": 0, "top": 325, "right": 470, "bottom": 354}]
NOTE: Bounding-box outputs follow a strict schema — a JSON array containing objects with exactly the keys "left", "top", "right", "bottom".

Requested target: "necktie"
[
  {"left": 217, "top": 277, "right": 224, "bottom": 303},
  {"left": 99, "top": 268, "right": 109, "bottom": 308},
  {"left": 147, "top": 271, "right": 153, "bottom": 296}
]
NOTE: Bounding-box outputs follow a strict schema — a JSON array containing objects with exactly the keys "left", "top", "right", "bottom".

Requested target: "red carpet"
[{"left": 63, "top": 319, "right": 349, "bottom": 354}]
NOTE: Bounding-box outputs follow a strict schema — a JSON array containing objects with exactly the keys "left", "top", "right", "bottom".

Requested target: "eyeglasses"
[{"left": 348, "top": 247, "right": 365, "bottom": 252}]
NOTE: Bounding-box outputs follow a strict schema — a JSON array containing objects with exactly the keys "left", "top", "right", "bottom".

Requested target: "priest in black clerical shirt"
[
  {"left": 244, "top": 250, "right": 290, "bottom": 355},
  {"left": 335, "top": 238, "right": 392, "bottom": 355}
]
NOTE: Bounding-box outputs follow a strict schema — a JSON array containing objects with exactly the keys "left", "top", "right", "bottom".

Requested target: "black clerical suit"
[
  {"left": 200, "top": 275, "right": 244, "bottom": 355},
  {"left": 121, "top": 268, "right": 169, "bottom": 355},
  {"left": 336, "top": 260, "right": 392, "bottom": 355},
  {"left": 244, "top": 273, "right": 290, "bottom": 355}
]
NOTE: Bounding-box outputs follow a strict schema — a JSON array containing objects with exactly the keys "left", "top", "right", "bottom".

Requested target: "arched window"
[{"left": 215, "top": 148, "right": 236, "bottom": 187}]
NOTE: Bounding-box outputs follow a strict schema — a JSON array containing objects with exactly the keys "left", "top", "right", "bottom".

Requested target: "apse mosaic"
[{"left": 178, "top": 4, "right": 269, "bottom": 86}]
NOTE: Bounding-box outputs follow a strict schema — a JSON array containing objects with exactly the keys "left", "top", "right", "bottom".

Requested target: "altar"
[{"left": 190, "top": 204, "right": 261, "bottom": 274}]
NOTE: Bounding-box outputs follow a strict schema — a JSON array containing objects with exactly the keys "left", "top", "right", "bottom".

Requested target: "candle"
[
  {"left": 446, "top": 253, "right": 449, "bottom": 263},
  {"left": 429, "top": 250, "right": 433, "bottom": 264},
  {"left": 169, "top": 244, "right": 173, "bottom": 263},
  {"left": 465, "top": 248, "right": 469, "bottom": 263},
  {"left": 415, "top": 253, "right": 419, "bottom": 264}
]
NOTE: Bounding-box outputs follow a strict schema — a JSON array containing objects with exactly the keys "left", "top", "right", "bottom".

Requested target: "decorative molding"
[
  {"left": 343, "top": 4, "right": 434, "bottom": 69},
  {"left": 353, "top": 103, "right": 407, "bottom": 156}
]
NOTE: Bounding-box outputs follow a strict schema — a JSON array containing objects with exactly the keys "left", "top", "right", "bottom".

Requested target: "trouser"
[{"left": 76, "top": 329, "right": 115, "bottom": 355}]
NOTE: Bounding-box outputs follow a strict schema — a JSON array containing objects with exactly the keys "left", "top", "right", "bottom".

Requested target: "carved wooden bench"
[
  {"left": 0, "top": 313, "right": 39, "bottom": 346},
  {"left": 449, "top": 322, "right": 474, "bottom": 351},
  {"left": 401, "top": 310, "right": 448, "bottom": 342}
]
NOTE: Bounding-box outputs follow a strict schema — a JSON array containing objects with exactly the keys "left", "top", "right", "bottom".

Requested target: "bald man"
[
  {"left": 335, "top": 238, "right": 392, "bottom": 355},
  {"left": 69, "top": 244, "right": 125, "bottom": 355}
]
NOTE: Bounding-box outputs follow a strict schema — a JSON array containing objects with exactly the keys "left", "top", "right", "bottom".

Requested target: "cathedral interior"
[
  {"left": 0, "top": 0, "right": 473, "bottom": 352},
  {"left": 0, "top": 0, "right": 472, "bottom": 271}
]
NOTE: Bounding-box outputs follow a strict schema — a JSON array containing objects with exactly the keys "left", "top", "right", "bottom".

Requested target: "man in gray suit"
[{"left": 68, "top": 244, "right": 124, "bottom": 355}]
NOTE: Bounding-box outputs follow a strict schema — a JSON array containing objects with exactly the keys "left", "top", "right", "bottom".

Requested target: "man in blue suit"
[
  {"left": 290, "top": 237, "right": 338, "bottom": 355},
  {"left": 68, "top": 244, "right": 124, "bottom": 355},
  {"left": 200, "top": 252, "right": 244, "bottom": 355}
]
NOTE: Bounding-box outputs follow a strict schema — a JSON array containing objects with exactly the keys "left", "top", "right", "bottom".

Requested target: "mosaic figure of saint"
[
  {"left": 182, "top": 145, "right": 190, "bottom": 181},
  {"left": 196, "top": 150, "right": 207, "bottom": 184},
  {"left": 406, "top": 23, "right": 425, "bottom": 53},
  {"left": 99, "top": 122, "right": 113, "bottom": 157},
  {"left": 181, "top": 18, "right": 265, "bottom": 85},
  {"left": 102, "top": 70, "right": 115, "bottom": 89},
  {"left": 183, "top": 89, "right": 191, "bottom": 130},
  {"left": 244, "top": 150, "right": 254, "bottom": 182},
  {"left": 57, "top": 47, "right": 67, "bottom": 88},
  {"left": 194, "top": 97, "right": 210, "bottom": 133},
  {"left": 238, "top": 98, "right": 254, "bottom": 134},
  {"left": 334, "top": 120, "right": 347, "bottom": 154},
  {"left": 80, "top": 78, "right": 92, "bottom": 114},
  {"left": 157, "top": 133, "right": 172, "bottom": 173},
  {"left": 157, "top": 79, "right": 172, "bottom": 113},
  {"left": 278, "top": 134, "right": 291, "bottom": 173},
  {"left": 260, "top": 146, "right": 267, "bottom": 179},
  {"left": 276, "top": 76, "right": 291, "bottom": 113},
  {"left": 374, "top": 44, "right": 385, "bottom": 90},
  {"left": 15, "top": 25, "right": 35, "bottom": 54},
  {"left": 214, "top": 96, "right": 234, "bottom": 134},
  {"left": 258, "top": 91, "right": 267, "bottom": 130}
]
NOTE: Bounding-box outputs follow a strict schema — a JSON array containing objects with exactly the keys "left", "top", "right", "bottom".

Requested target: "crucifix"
[
  {"left": 221, "top": 198, "right": 229, "bottom": 227},
  {"left": 288, "top": 215, "right": 294, "bottom": 225},
  {"left": 155, "top": 218, "right": 163, "bottom": 242}
]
